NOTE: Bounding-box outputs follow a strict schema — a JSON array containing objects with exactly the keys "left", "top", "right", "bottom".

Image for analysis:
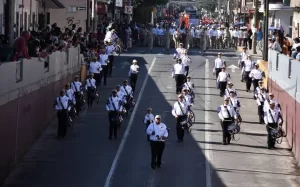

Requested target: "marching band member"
[
  {"left": 239, "top": 46, "right": 248, "bottom": 82},
  {"left": 241, "top": 54, "right": 254, "bottom": 92},
  {"left": 256, "top": 87, "right": 269, "bottom": 124},
  {"left": 128, "top": 59, "right": 139, "bottom": 92},
  {"left": 116, "top": 85, "right": 127, "bottom": 104},
  {"left": 54, "top": 90, "right": 70, "bottom": 139},
  {"left": 182, "top": 88, "right": 193, "bottom": 106},
  {"left": 85, "top": 73, "right": 97, "bottom": 107},
  {"left": 224, "top": 82, "right": 237, "bottom": 97},
  {"left": 264, "top": 101, "right": 283, "bottom": 149},
  {"left": 144, "top": 107, "right": 155, "bottom": 141},
  {"left": 65, "top": 83, "right": 76, "bottom": 106},
  {"left": 99, "top": 48, "right": 109, "bottom": 86},
  {"left": 249, "top": 63, "right": 265, "bottom": 94},
  {"left": 217, "top": 67, "right": 230, "bottom": 97},
  {"left": 172, "top": 94, "right": 189, "bottom": 143},
  {"left": 217, "top": 97, "right": 238, "bottom": 145},
  {"left": 228, "top": 91, "right": 241, "bottom": 111},
  {"left": 173, "top": 43, "right": 185, "bottom": 59},
  {"left": 105, "top": 39, "right": 115, "bottom": 77},
  {"left": 213, "top": 52, "right": 226, "bottom": 79},
  {"left": 172, "top": 59, "right": 186, "bottom": 94},
  {"left": 264, "top": 93, "right": 281, "bottom": 112},
  {"left": 181, "top": 49, "right": 191, "bottom": 77},
  {"left": 254, "top": 80, "right": 264, "bottom": 99},
  {"left": 106, "top": 89, "right": 123, "bottom": 140},
  {"left": 120, "top": 80, "right": 133, "bottom": 98},
  {"left": 71, "top": 76, "right": 84, "bottom": 116},
  {"left": 146, "top": 115, "right": 168, "bottom": 169},
  {"left": 88, "top": 56, "right": 102, "bottom": 87},
  {"left": 182, "top": 76, "right": 194, "bottom": 92}
]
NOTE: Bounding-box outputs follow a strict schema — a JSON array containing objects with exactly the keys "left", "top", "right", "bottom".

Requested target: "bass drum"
[{"left": 228, "top": 122, "right": 241, "bottom": 135}]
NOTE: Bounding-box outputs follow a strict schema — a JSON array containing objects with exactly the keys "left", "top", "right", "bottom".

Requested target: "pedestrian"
[
  {"left": 54, "top": 90, "right": 70, "bottom": 139},
  {"left": 105, "top": 39, "right": 115, "bottom": 77},
  {"left": 217, "top": 67, "right": 230, "bottom": 97},
  {"left": 213, "top": 52, "right": 226, "bottom": 79},
  {"left": 99, "top": 48, "right": 109, "bottom": 86},
  {"left": 88, "top": 56, "right": 102, "bottom": 87},
  {"left": 172, "top": 59, "right": 186, "bottom": 94},
  {"left": 146, "top": 115, "right": 168, "bottom": 169},
  {"left": 144, "top": 107, "right": 154, "bottom": 141},
  {"left": 242, "top": 55, "right": 254, "bottom": 92},
  {"left": 71, "top": 75, "right": 84, "bottom": 116},
  {"left": 128, "top": 59, "right": 139, "bottom": 92},
  {"left": 85, "top": 73, "right": 97, "bottom": 107}
]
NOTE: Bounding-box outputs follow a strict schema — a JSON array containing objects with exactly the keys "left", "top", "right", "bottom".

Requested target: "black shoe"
[
  {"left": 222, "top": 142, "right": 227, "bottom": 145},
  {"left": 108, "top": 137, "right": 112, "bottom": 140},
  {"left": 177, "top": 139, "right": 183, "bottom": 143},
  {"left": 157, "top": 165, "right": 161, "bottom": 168},
  {"left": 151, "top": 165, "right": 156, "bottom": 169},
  {"left": 114, "top": 136, "right": 117, "bottom": 140}
]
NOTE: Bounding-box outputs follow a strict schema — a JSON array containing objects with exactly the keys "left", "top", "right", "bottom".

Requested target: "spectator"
[
  {"left": 291, "top": 38, "right": 300, "bottom": 58},
  {"left": 13, "top": 31, "right": 31, "bottom": 61},
  {"left": 295, "top": 46, "right": 300, "bottom": 61},
  {"left": 272, "top": 36, "right": 282, "bottom": 53}
]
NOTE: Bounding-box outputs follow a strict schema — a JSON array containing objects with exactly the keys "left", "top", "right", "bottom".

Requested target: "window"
[{"left": 289, "top": 16, "right": 293, "bottom": 36}]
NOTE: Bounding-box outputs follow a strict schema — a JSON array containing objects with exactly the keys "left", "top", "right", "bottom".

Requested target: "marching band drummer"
[
  {"left": 241, "top": 54, "right": 254, "bottom": 92},
  {"left": 85, "top": 73, "right": 97, "bottom": 108},
  {"left": 263, "top": 101, "right": 283, "bottom": 149},
  {"left": 88, "top": 56, "right": 102, "bottom": 87},
  {"left": 144, "top": 107, "right": 155, "bottom": 141},
  {"left": 105, "top": 39, "right": 115, "bottom": 77},
  {"left": 217, "top": 97, "right": 238, "bottom": 145},
  {"left": 239, "top": 46, "right": 248, "bottom": 82},
  {"left": 172, "top": 94, "right": 189, "bottom": 143},
  {"left": 71, "top": 76, "right": 84, "bottom": 116},
  {"left": 228, "top": 91, "right": 241, "bottom": 111},
  {"left": 172, "top": 59, "right": 186, "bottom": 94},
  {"left": 182, "top": 76, "right": 194, "bottom": 91},
  {"left": 128, "top": 59, "right": 139, "bottom": 93},
  {"left": 120, "top": 80, "right": 133, "bottom": 98},
  {"left": 116, "top": 85, "right": 127, "bottom": 104},
  {"left": 181, "top": 49, "right": 191, "bottom": 77},
  {"left": 173, "top": 43, "right": 185, "bottom": 59},
  {"left": 99, "top": 48, "right": 109, "bottom": 86},
  {"left": 182, "top": 88, "right": 193, "bottom": 106},
  {"left": 263, "top": 93, "right": 281, "bottom": 112},
  {"left": 256, "top": 87, "right": 269, "bottom": 124},
  {"left": 224, "top": 82, "right": 237, "bottom": 97},
  {"left": 213, "top": 52, "right": 226, "bottom": 79},
  {"left": 249, "top": 63, "right": 265, "bottom": 95},
  {"left": 54, "top": 90, "right": 70, "bottom": 139},
  {"left": 254, "top": 80, "right": 264, "bottom": 99},
  {"left": 106, "top": 89, "right": 124, "bottom": 140},
  {"left": 217, "top": 67, "right": 230, "bottom": 97}
]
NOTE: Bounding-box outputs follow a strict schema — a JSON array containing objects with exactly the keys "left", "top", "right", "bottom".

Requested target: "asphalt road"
[{"left": 3, "top": 47, "right": 300, "bottom": 187}]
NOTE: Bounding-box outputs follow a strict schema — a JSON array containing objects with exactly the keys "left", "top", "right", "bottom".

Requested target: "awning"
[{"left": 45, "top": 0, "right": 65, "bottom": 9}]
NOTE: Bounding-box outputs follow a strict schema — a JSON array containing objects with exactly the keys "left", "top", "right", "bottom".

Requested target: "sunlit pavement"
[{"left": 3, "top": 47, "right": 300, "bottom": 187}]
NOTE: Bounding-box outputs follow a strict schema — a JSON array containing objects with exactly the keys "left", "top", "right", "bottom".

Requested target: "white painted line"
[
  {"left": 205, "top": 59, "right": 212, "bottom": 187},
  {"left": 104, "top": 57, "right": 157, "bottom": 187}
]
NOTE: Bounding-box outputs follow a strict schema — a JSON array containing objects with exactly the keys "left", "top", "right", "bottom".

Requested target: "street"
[{"left": 3, "top": 48, "right": 300, "bottom": 187}]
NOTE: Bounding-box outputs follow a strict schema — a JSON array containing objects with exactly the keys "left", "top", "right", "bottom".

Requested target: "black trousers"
[
  {"left": 221, "top": 119, "right": 231, "bottom": 143},
  {"left": 87, "top": 88, "right": 95, "bottom": 107},
  {"left": 243, "top": 71, "right": 251, "bottom": 90},
  {"left": 93, "top": 73, "right": 100, "bottom": 86},
  {"left": 150, "top": 141, "right": 165, "bottom": 166},
  {"left": 266, "top": 123, "right": 277, "bottom": 148},
  {"left": 215, "top": 68, "right": 221, "bottom": 79},
  {"left": 146, "top": 122, "right": 151, "bottom": 141},
  {"left": 175, "top": 74, "right": 186, "bottom": 93},
  {"left": 108, "top": 111, "right": 118, "bottom": 138},
  {"left": 108, "top": 55, "right": 114, "bottom": 76},
  {"left": 74, "top": 93, "right": 82, "bottom": 115},
  {"left": 130, "top": 73, "right": 138, "bottom": 92},
  {"left": 57, "top": 110, "right": 68, "bottom": 138},
  {"left": 258, "top": 103, "right": 264, "bottom": 123},
  {"left": 248, "top": 38, "right": 252, "bottom": 50},
  {"left": 176, "top": 116, "right": 186, "bottom": 140},
  {"left": 99, "top": 65, "right": 108, "bottom": 85},
  {"left": 252, "top": 79, "right": 260, "bottom": 92},
  {"left": 219, "top": 81, "right": 227, "bottom": 96},
  {"left": 185, "top": 66, "right": 189, "bottom": 77}
]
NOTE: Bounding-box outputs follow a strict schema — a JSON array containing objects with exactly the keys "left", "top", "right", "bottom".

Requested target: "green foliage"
[
  {"left": 133, "top": 0, "right": 169, "bottom": 7},
  {"left": 197, "top": 0, "right": 218, "bottom": 12}
]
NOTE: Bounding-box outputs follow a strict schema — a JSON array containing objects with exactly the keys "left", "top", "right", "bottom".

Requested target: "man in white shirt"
[
  {"left": 209, "top": 27, "right": 217, "bottom": 49},
  {"left": 85, "top": 73, "right": 97, "bottom": 107},
  {"left": 146, "top": 115, "right": 168, "bottom": 169},
  {"left": 181, "top": 49, "right": 191, "bottom": 76},
  {"left": 71, "top": 76, "right": 84, "bottom": 116},
  {"left": 157, "top": 26, "right": 164, "bottom": 46},
  {"left": 99, "top": 48, "right": 109, "bottom": 85},
  {"left": 242, "top": 54, "right": 254, "bottom": 92},
  {"left": 213, "top": 52, "right": 226, "bottom": 79},
  {"left": 217, "top": 97, "right": 237, "bottom": 145},
  {"left": 106, "top": 89, "right": 124, "bottom": 140},
  {"left": 105, "top": 40, "right": 115, "bottom": 77},
  {"left": 54, "top": 90, "right": 70, "bottom": 139},
  {"left": 249, "top": 63, "right": 265, "bottom": 93},
  {"left": 172, "top": 94, "right": 189, "bottom": 143},
  {"left": 88, "top": 56, "right": 102, "bottom": 87},
  {"left": 128, "top": 59, "right": 139, "bottom": 92},
  {"left": 121, "top": 80, "right": 134, "bottom": 112},
  {"left": 232, "top": 27, "right": 239, "bottom": 49},
  {"left": 144, "top": 107, "right": 155, "bottom": 141},
  {"left": 172, "top": 59, "right": 186, "bottom": 94},
  {"left": 104, "top": 28, "right": 113, "bottom": 43},
  {"left": 217, "top": 67, "right": 230, "bottom": 97}
]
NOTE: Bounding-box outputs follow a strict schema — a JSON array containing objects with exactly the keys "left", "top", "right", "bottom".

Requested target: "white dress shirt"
[
  {"left": 214, "top": 58, "right": 225, "bottom": 68},
  {"left": 117, "top": 91, "right": 126, "bottom": 103},
  {"left": 264, "top": 99, "right": 281, "bottom": 112},
  {"left": 183, "top": 94, "right": 192, "bottom": 106},
  {"left": 121, "top": 85, "right": 133, "bottom": 96},
  {"left": 71, "top": 81, "right": 82, "bottom": 93},
  {"left": 217, "top": 30, "right": 223, "bottom": 37},
  {"left": 106, "top": 96, "right": 123, "bottom": 111},
  {"left": 106, "top": 45, "right": 115, "bottom": 55},
  {"left": 243, "top": 60, "right": 253, "bottom": 72},
  {"left": 104, "top": 31, "right": 112, "bottom": 42},
  {"left": 217, "top": 72, "right": 230, "bottom": 82},
  {"left": 144, "top": 113, "right": 155, "bottom": 124},
  {"left": 264, "top": 108, "right": 282, "bottom": 124},
  {"left": 256, "top": 92, "right": 269, "bottom": 105},
  {"left": 66, "top": 89, "right": 76, "bottom": 104},
  {"left": 172, "top": 101, "right": 189, "bottom": 117},
  {"left": 181, "top": 55, "right": 191, "bottom": 67},
  {"left": 128, "top": 64, "right": 139, "bottom": 76},
  {"left": 224, "top": 88, "right": 237, "bottom": 97},
  {"left": 146, "top": 122, "right": 168, "bottom": 142},
  {"left": 85, "top": 78, "right": 96, "bottom": 90},
  {"left": 89, "top": 62, "right": 102, "bottom": 73},
  {"left": 249, "top": 69, "right": 264, "bottom": 80},
  {"left": 217, "top": 104, "right": 237, "bottom": 120},
  {"left": 183, "top": 81, "right": 194, "bottom": 91},
  {"left": 240, "top": 52, "right": 247, "bottom": 61},
  {"left": 176, "top": 48, "right": 184, "bottom": 56},
  {"left": 54, "top": 96, "right": 69, "bottom": 110},
  {"left": 229, "top": 96, "right": 240, "bottom": 109},
  {"left": 99, "top": 54, "right": 108, "bottom": 66},
  {"left": 172, "top": 63, "right": 185, "bottom": 77}
]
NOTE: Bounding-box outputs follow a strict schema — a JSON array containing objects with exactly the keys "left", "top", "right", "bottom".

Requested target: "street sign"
[
  {"left": 241, "top": 6, "right": 249, "bottom": 13},
  {"left": 124, "top": 6, "right": 133, "bottom": 14}
]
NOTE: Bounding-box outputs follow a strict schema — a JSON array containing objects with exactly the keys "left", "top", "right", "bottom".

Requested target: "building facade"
[{"left": 290, "top": 0, "right": 300, "bottom": 38}]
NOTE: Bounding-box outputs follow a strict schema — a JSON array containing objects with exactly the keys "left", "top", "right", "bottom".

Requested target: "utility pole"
[
  {"left": 263, "top": 0, "right": 269, "bottom": 61},
  {"left": 252, "top": 0, "right": 259, "bottom": 54},
  {"left": 8, "top": 0, "right": 15, "bottom": 45},
  {"left": 86, "top": 0, "right": 90, "bottom": 33},
  {"left": 112, "top": 0, "right": 116, "bottom": 21},
  {"left": 127, "top": 0, "right": 131, "bottom": 24}
]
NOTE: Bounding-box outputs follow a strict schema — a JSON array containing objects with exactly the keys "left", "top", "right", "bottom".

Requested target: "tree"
[
  {"left": 133, "top": 0, "right": 169, "bottom": 7},
  {"left": 197, "top": 0, "right": 218, "bottom": 12}
]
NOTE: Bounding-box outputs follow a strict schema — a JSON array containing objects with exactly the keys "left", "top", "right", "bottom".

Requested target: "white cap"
[{"left": 155, "top": 115, "right": 161, "bottom": 119}]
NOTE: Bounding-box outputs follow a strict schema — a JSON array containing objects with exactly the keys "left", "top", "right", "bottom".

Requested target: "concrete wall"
[
  {"left": 0, "top": 47, "right": 81, "bottom": 184},
  {"left": 272, "top": 10, "right": 292, "bottom": 34},
  {"left": 48, "top": 0, "right": 89, "bottom": 32},
  {"left": 268, "top": 50, "right": 300, "bottom": 162}
]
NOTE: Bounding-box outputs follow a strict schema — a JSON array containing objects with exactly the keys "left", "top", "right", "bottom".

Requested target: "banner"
[{"left": 116, "top": 0, "right": 123, "bottom": 7}]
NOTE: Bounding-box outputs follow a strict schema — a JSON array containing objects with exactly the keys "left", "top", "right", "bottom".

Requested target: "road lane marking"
[
  {"left": 104, "top": 57, "right": 157, "bottom": 187},
  {"left": 205, "top": 59, "right": 212, "bottom": 187}
]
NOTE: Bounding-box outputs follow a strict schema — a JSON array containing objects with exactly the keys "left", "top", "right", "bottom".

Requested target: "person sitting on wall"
[{"left": 13, "top": 31, "right": 31, "bottom": 61}]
